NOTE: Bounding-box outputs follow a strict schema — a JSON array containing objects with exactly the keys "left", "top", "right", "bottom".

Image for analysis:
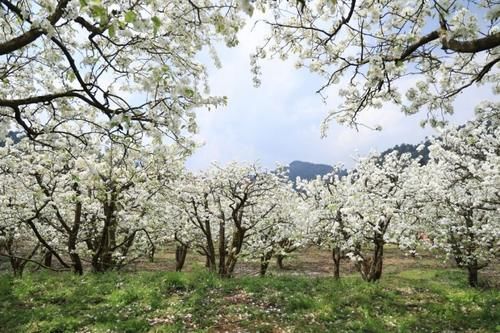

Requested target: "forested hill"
[
  {"left": 380, "top": 140, "right": 431, "bottom": 165},
  {"left": 287, "top": 160, "right": 343, "bottom": 181},
  {"left": 0, "top": 131, "right": 21, "bottom": 147},
  {"left": 288, "top": 141, "right": 431, "bottom": 181}
]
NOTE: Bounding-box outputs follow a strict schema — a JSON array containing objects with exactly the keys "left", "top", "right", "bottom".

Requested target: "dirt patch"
[
  {"left": 223, "top": 291, "right": 253, "bottom": 304},
  {"left": 119, "top": 244, "right": 499, "bottom": 283}
]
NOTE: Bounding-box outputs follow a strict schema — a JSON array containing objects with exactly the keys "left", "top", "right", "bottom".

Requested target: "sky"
[{"left": 186, "top": 18, "right": 493, "bottom": 171}]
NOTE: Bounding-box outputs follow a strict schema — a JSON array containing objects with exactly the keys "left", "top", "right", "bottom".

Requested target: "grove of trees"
[
  {"left": 0, "top": 0, "right": 498, "bottom": 288},
  {"left": 1, "top": 105, "right": 498, "bottom": 286}
]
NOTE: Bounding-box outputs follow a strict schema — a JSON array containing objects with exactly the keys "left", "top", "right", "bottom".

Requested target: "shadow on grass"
[{"left": 0, "top": 269, "right": 498, "bottom": 333}]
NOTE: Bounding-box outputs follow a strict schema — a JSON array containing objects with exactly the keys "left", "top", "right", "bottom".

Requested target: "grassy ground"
[{"left": 1, "top": 266, "right": 499, "bottom": 333}]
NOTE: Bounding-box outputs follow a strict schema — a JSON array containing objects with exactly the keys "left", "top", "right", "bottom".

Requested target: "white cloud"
[{"left": 186, "top": 17, "right": 494, "bottom": 171}]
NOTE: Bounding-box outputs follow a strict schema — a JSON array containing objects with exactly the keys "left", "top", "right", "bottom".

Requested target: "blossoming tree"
[
  {"left": 0, "top": 0, "right": 244, "bottom": 145},
  {"left": 342, "top": 151, "right": 422, "bottom": 281},
  {"left": 418, "top": 102, "right": 499, "bottom": 287},
  {"left": 297, "top": 169, "right": 352, "bottom": 279},
  {"left": 246, "top": 0, "right": 499, "bottom": 130}
]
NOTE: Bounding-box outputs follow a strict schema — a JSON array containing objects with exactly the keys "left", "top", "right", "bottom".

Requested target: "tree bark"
[
  {"left": 92, "top": 190, "right": 118, "bottom": 272},
  {"left": 332, "top": 247, "right": 342, "bottom": 280},
  {"left": 260, "top": 251, "right": 274, "bottom": 277},
  {"left": 43, "top": 251, "right": 52, "bottom": 267},
  {"left": 357, "top": 236, "right": 384, "bottom": 282},
  {"left": 217, "top": 220, "right": 226, "bottom": 276},
  {"left": 467, "top": 266, "right": 479, "bottom": 288},
  {"left": 175, "top": 245, "right": 188, "bottom": 272},
  {"left": 276, "top": 255, "right": 285, "bottom": 269},
  {"left": 69, "top": 198, "right": 83, "bottom": 275},
  {"left": 224, "top": 229, "right": 245, "bottom": 277},
  {"left": 10, "top": 257, "right": 24, "bottom": 278}
]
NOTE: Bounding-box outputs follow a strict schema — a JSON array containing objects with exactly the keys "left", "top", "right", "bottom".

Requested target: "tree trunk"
[
  {"left": 149, "top": 245, "right": 155, "bottom": 263},
  {"left": 70, "top": 252, "right": 83, "bottom": 275},
  {"left": 467, "top": 265, "right": 479, "bottom": 288},
  {"left": 332, "top": 247, "right": 341, "bottom": 280},
  {"left": 92, "top": 189, "right": 118, "bottom": 272},
  {"left": 69, "top": 186, "right": 83, "bottom": 275},
  {"left": 10, "top": 257, "right": 24, "bottom": 278},
  {"left": 91, "top": 255, "right": 102, "bottom": 272},
  {"left": 175, "top": 245, "right": 188, "bottom": 272},
  {"left": 357, "top": 237, "right": 384, "bottom": 282},
  {"left": 205, "top": 254, "right": 210, "bottom": 268},
  {"left": 43, "top": 251, "right": 52, "bottom": 267},
  {"left": 224, "top": 229, "right": 245, "bottom": 277},
  {"left": 276, "top": 255, "right": 285, "bottom": 269},
  {"left": 217, "top": 220, "right": 226, "bottom": 276},
  {"left": 201, "top": 220, "right": 216, "bottom": 273},
  {"left": 260, "top": 251, "right": 274, "bottom": 277}
]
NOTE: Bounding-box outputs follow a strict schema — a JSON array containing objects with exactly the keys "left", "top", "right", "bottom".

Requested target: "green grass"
[{"left": 0, "top": 268, "right": 498, "bottom": 333}]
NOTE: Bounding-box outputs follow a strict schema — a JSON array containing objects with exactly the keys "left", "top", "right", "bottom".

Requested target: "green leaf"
[
  {"left": 108, "top": 23, "right": 116, "bottom": 38},
  {"left": 91, "top": 5, "right": 106, "bottom": 18},
  {"left": 152, "top": 16, "right": 161, "bottom": 35},
  {"left": 125, "top": 10, "right": 137, "bottom": 23},
  {"left": 183, "top": 88, "right": 195, "bottom": 98},
  {"left": 215, "top": 21, "right": 224, "bottom": 34},
  {"left": 99, "top": 13, "right": 109, "bottom": 27},
  {"left": 90, "top": 5, "right": 108, "bottom": 27},
  {"left": 67, "top": 72, "right": 76, "bottom": 82},
  {"left": 79, "top": 0, "right": 88, "bottom": 7}
]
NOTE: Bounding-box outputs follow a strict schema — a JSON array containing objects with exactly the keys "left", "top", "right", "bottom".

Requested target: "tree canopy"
[
  {"left": 1, "top": 0, "right": 498, "bottom": 142},
  {"left": 248, "top": 0, "right": 499, "bottom": 131},
  {"left": 0, "top": 0, "right": 243, "bottom": 146}
]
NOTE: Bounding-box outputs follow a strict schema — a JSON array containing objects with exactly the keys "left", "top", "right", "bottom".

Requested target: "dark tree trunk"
[
  {"left": 91, "top": 255, "right": 102, "bottom": 272},
  {"left": 224, "top": 229, "right": 245, "bottom": 277},
  {"left": 260, "top": 259, "right": 269, "bottom": 277},
  {"left": 260, "top": 251, "right": 274, "bottom": 277},
  {"left": 332, "top": 247, "right": 342, "bottom": 280},
  {"left": 70, "top": 252, "right": 83, "bottom": 275},
  {"left": 357, "top": 236, "right": 384, "bottom": 282},
  {"left": 217, "top": 220, "right": 226, "bottom": 276},
  {"left": 149, "top": 245, "right": 155, "bottom": 263},
  {"left": 206, "top": 252, "right": 216, "bottom": 272},
  {"left": 175, "top": 245, "right": 188, "bottom": 272},
  {"left": 205, "top": 254, "right": 210, "bottom": 268},
  {"left": 43, "top": 251, "right": 52, "bottom": 267},
  {"left": 10, "top": 257, "right": 24, "bottom": 278},
  {"left": 92, "top": 192, "right": 118, "bottom": 272},
  {"left": 276, "top": 255, "right": 285, "bottom": 270},
  {"left": 69, "top": 197, "right": 83, "bottom": 275},
  {"left": 202, "top": 218, "right": 216, "bottom": 273},
  {"left": 101, "top": 225, "right": 116, "bottom": 271},
  {"left": 5, "top": 239, "right": 35, "bottom": 278},
  {"left": 464, "top": 215, "right": 480, "bottom": 288},
  {"left": 467, "top": 265, "right": 479, "bottom": 288}
]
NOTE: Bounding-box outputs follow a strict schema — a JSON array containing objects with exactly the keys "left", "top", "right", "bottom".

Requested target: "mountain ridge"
[{"left": 288, "top": 141, "right": 430, "bottom": 181}]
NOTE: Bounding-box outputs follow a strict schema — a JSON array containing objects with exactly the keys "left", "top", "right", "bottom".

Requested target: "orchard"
[{"left": 0, "top": 0, "right": 498, "bottom": 332}]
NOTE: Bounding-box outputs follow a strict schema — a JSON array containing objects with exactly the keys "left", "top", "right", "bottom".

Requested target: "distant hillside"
[
  {"left": 380, "top": 140, "right": 431, "bottom": 165},
  {"left": 0, "top": 131, "right": 21, "bottom": 147},
  {"left": 288, "top": 139, "right": 431, "bottom": 182},
  {"left": 288, "top": 160, "right": 340, "bottom": 181}
]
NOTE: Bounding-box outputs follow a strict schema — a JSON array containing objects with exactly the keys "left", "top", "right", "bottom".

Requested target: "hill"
[
  {"left": 288, "top": 140, "right": 431, "bottom": 182},
  {"left": 288, "top": 160, "right": 335, "bottom": 181},
  {"left": 0, "top": 131, "right": 21, "bottom": 147},
  {"left": 380, "top": 140, "right": 431, "bottom": 165}
]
